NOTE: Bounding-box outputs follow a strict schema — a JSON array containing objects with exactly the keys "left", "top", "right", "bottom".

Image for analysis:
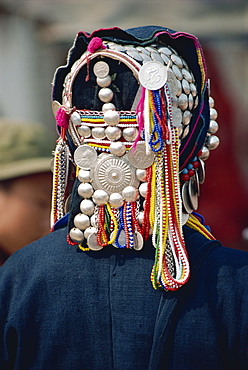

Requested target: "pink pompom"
[
  {"left": 87, "top": 37, "right": 106, "bottom": 53},
  {"left": 55, "top": 107, "right": 70, "bottom": 129}
]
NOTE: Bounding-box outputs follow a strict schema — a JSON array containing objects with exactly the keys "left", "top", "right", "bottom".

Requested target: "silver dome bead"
[
  {"left": 102, "top": 103, "right": 116, "bottom": 112},
  {"left": 92, "top": 189, "right": 109, "bottom": 205},
  {"left": 188, "top": 93, "right": 194, "bottom": 111},
  {"left": 98, "top": 88, "right": 113, "bottom": 103},
  {"left": 209, "top": 96, "right": 215, "bottom": 108},
  {"left": 181, "top": 125, "right": 190, "bottom": 139},
  {"left": 139, "top": 182, "right": 148, "bottom": 198},
  {"left": 91, "top": 127, "right": 106, "bottom": 140},
  {"left": 96, "top": 75, "right": 112, "bottom": 88},
  {"left": 122, "top": 127, "right": 138, "bottom": 142},
  {"left": 78, "top": 169, "right": 92, "bottom": 183},
  {"left": 207, "top": 135, "right": 220, "bottom": 150},
  {"left": 182, "top": 79, "right": 190, "bottom": 95},
  {"left": 69, "top": 227, "right": 84, "bottom": 242},
  {"left": 109, "top": 141, "right": 126, "bottom": 156},
  {"left": 104, "top": 110, "right": 120, "bottom": 126},
  {"left": 136, "top": 168, "right": 147, "bottom": 182},
  {"left": 178, "top": 94, "right": 188, "bottom": 111},
  {"left": 137, "top": 211, "right": 144, "bottom": 225},
  {"left": 74, "top": 213, "right": 90, "bottom": 230},
  {"left": 78, "top": 182, "right": 94, "bottom": 198},
  {"left": 105, "top": 126, "right": 121, "bottom": 141},
  {"left": 78, "top": 125, "right": 91, "bottom": 138},
  {"left": 122, "top": 186, "right": 139, "bottom": 202},
  {"left": 182, "top": 111, "right": 192, "bottom": 126},
  {"left": 199, "top": 146, "right": 210, "bottom": 160},
  {"left": 84, "top": 227, "right": 97, "bottom": 239},
  {"left": 208, "top": 120, "right": 219, "bottom": 134},
  {"left": 90, "top": 214, "right": 97, "bottom": 227},
  {"left": 109, "top": 192, "right": 124, "bottom": 208},
  {"left": 80, "top": 199, "right": 95, "bottom": 216},
  {"left": 210, "top": 108, "right": 218, "bottom": 120},
  {"left": 71, "top": 111, "right": 81, "bottom": 126}
]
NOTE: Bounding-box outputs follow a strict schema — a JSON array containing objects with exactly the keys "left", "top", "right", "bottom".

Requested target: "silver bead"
[
  {"left": 90, "top": 214, "right": 97, "bottom": 227},
  {"left": 182, "top": 68, "right": 193, "bottom": 83},
  {"left": 105, "top": 126, "right": 121, "bottom": 141},
  {"left": 109, "top": 192, "right": 124, "bottom": 208},
  {"left": 104, "top": 110, "right": 120, "bottom": 126},
  {"left": 69, "top": 227, "right": 84, "bottom": 242},
  {"left": 98, "top": 88, "right": 113, "bottom": 103},
  {"left": 207, "top": 135, "right": 220, "bottom": 150},
  {"left": 208, "top": 120, "right": 219, "bottom": 134},
  {"left": 199, "top": 146, "right": 210, "bottom": 160},
  {"left": 210, "top": 108, "right": 218, "bottom": 120},
  {"left": 91, "top": 127, "right": 106, "bottom": 140},
  {"left": 176, "top": 80, "right": 182, "bottom": 96},
  {"left": 80, "top": 199, "right": 95, "bottom": 216},
  {"left": 182, "top": 110, "right": 192, "bottom": 126},
  {"left": 139, "top": 182, "right": 148, "bottom": 198},
  {"left": 109, "top": 141, "right": 126, "bottom": 156},
  {"left": 171, "top": 54, "right": 183, "bottom": 69},
  {"left": 92, "top": 189, "right": 109, "bottom": 205},
  {"left": 71, "top": 111, "right": 81, "bottom": 126},
  {"left": 172, "top": 65, "right": 183, "bottom": 80},
  {"left": 122, "top": 186, "right": 139, "bottom": 202},
  {"left": 122, "top": 127, "right": 138, "bottom": 142},
  {"left": 188, "top": 93, "right": 194, "bottom": 111},
  {"left": 182, "top": 79, "right": 190, "bottom": 95},
  {"left": 78, "top": 169, "right": 92, "bottom": 183},
  {"left": 136, "top": 168, "right": 147, "bottom": 181},
  {"left": 209, "top": 96, "right": 215, "bottom": 108},
  {"left": 84, "top": 227, "right": 97, "bottom": 239},
  {"left": 78, "top": 182, "right": 94, "bottom": 198},
  {"left": 78, "top": 125, "right": 91, "bottom": 138},
  {"left": 96, "top": 75, "right": 112, "bottom": 88},
  {"left": 190, "top": 83, "right": 197, "bottom": 97},
  {"left": 181, "top": 125, "right": 190, "bottom": 139},
  {"left": 102, "top": 103, "right": 116, "bottom": 112},
  {"left": 137, "top": 211, "right": 144, "bottom": 225},
  {"left": 74, "top": 213, "right": 90, "bottom": 230}
]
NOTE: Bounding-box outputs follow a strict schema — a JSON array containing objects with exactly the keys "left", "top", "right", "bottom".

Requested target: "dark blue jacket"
[{"left": 0, "top": 226, "right": 248, "bottom": 369}]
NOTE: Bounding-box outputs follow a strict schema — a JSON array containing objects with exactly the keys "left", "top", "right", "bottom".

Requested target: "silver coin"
[
  {"left": 133, "top": 231, "right": 144, "bottom": 251},
  {"left": 87, "top": 232, "right": 103, "bottom": 251},
  {"left": 181, "top": 182, "right": 193, "bottom": 214},
  {"left": 74, "top": 145, "right": 97, "bottom": 170},
  {"left": 188, "top": 176, "right": 198, "bottom": 211},
  {"left": 93, "top": 61, "right": 110, "bottom": 78},
  {"left": 127, "top": 142, "right": 155, "bottom": 169},
  {"left": 197, "top": 158, "right": 205, "bottom": 184},
  {"left": 139, "top": 61, "right": 168, "bottom": 90},
  {"left": 171, "top": 107, "right": 182, "bottom": 127},
  {"left": 111, "top": 229, "right": 126, "bottom": 248},
  {"left": 167, "top": 71, "right": 178, "bottom": 97},
  {"left": 91, "top": 155, "right": 139, "bottom": 194}
]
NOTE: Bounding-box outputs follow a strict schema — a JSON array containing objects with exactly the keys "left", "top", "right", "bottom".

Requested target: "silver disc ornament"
[
  {"left": 91, "top": 155, "right": 139, "bottom": 195},
  {"left": 74, "top": 145, "right": 97, "bottom": 170},
  {"left": 139, "top": 61, "right": 168, "bottom": 90}
]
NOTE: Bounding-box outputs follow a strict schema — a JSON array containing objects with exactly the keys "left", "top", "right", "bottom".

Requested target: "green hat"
[{"left": 0, "top": 118, "right": 54, "bottom": 181}]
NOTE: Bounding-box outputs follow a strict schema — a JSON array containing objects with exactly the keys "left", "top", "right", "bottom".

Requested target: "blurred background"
[{"left": 0, "top": 0, "right": 247, "bottom": 250}]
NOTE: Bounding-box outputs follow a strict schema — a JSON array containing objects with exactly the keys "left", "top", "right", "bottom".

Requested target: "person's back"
[{"left": 0, "top": 25, "right": 248, "bottom": 369}]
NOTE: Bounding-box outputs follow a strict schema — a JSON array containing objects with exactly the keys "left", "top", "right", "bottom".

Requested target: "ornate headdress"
[{"left": 51, "top": 26, "right": 219, "bottom": 291}]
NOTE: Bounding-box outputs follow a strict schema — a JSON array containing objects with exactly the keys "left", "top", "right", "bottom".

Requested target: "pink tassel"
[
  {"left": 87, "top": 37, "right": 106, "bottom": 53},
  {"left": 56, "top": 107, "right": 70, "bottom": 129}
]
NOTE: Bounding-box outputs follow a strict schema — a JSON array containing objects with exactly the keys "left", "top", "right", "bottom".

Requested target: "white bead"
[
  {"left": 78, "top": 125, "right": 91, "bottom": 138},
  {"left": 71, "top": 111, "right": 81, "bottom": 126},
  {"left": 102, "top": 103, "right": 116, "bottom": 112},
  {"left": 69, "top": 227, "right": 84, "bottom": 242},
  {"left": 97, "top": 75, "right": 112, "bottom": 87},
  {"left": 136, "top": 169, "right": 147, "bottom": 181},
  {"left": 74, "top": 213, "right": 90, "bottom": 230},
  {"left": 91, "top": 127, "right": 106, "bottom": 139},
  {"left": 80, "top": 199, "right": 95, "bottom": 215},
  {"left": 98, "top": 88, "right": 113, "bottom": 103},
  {"left": 104, "top": 110, "right": 120, "bottom": 126},
  {"left": 109, "top": 193, "right": 124, "bottom": 208},
  {"left": 122, "top": 186, "right": 139, "bottom": 202},
  {"left": 122, "top": 127, "right": 138, "bottom": 142},
  {"left": 139, "top": 182, "right": 148, "bottom": 198},
  {"left": 92, "top": 189, "right": 109, "bottom": 205},
  {"left": 109, "top": 141, "right": 126, "bottom": 156},
  {"left": 78, "top": 183, "right": 93, "bottom": 198},
  {"left": 78, "top": 169, "right": 92, "bottom": 183},
  {"left": 105, "top": 126, "right": 121, "bottom": 141}
]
